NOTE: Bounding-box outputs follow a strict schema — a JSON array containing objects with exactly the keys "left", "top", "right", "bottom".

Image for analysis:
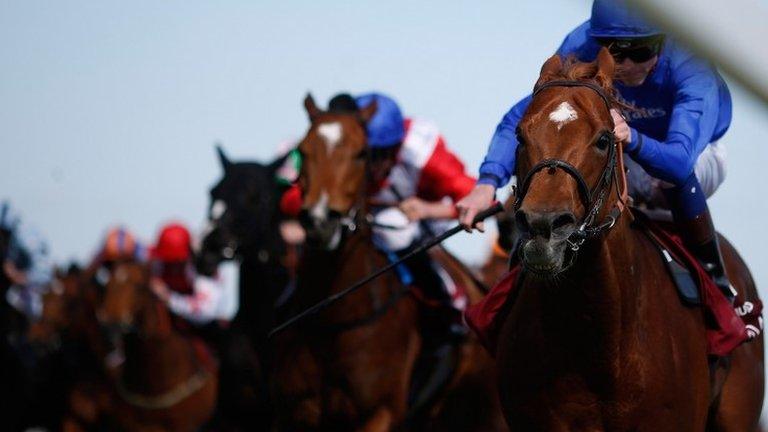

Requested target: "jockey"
[
  {"left": 281, "top": 92, "right": 476, "bottom": 340},
  {"left": 1, "top": 200, "right": 53, "bottom": 320},
  {"left": 86, "top": 226, "right": 148, "bottom": 287},
  {"left": 149, "top": 222, "right": 236, "bottom": 327},
  {"left": 458, "top": 0, "right": 736, "bottom": 301}
]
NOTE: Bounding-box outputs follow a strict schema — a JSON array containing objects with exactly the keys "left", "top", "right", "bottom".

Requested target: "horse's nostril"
[{"left": 552, "top": 213, "right": 577, "bottom": 231}]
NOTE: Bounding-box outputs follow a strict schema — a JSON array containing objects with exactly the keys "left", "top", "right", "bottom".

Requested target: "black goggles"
[{"left": 598, "top": 37, "right": 664, "bottom": 63}]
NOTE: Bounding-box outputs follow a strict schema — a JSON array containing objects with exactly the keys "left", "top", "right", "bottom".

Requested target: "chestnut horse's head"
[
  {"left": 98, "top": 261, "right": 159, "bottom": 335},
  {"left": 297, "top": 94, "right": 377, "bottom": 250},
  {"left": 514, "top": 48, "right": 626, "bottom": 276}
]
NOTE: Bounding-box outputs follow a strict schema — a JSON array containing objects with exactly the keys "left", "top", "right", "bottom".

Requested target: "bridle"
[{"left": 512, "top": 80, "right": 628, "bottom": 255}]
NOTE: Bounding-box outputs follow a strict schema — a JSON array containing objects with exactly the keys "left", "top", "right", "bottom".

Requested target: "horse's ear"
[
  {"left": 536, "top": 54, "right": 563, "bottom": 86},
  {"left": 358, "top": 99, "right": 378, "bottom": 124},
  {"left": 304, "top": 93, "right": 322, "bottom": 121},
  {"left": 595, "top": 47, "right": 615, "bottom": 89},
  {"left": 216, "top": 144, "right": 231, "bottom": 172}
]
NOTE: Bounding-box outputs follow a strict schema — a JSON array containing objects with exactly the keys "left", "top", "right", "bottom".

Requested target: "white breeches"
[
  {"left": 372, "top": 207, "right": 422, "bottom": 251},
  {"left": 625, "top": 140, "right": 727, "bottom": 208}
]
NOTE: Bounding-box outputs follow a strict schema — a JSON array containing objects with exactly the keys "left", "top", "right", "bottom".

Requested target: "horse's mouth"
[{"left": 520, "top": 238, "right": 569, "bottom": 276}]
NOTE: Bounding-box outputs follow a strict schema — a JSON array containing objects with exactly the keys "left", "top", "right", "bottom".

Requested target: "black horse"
[{"left": 198, "top": 145, "right": 292, "bottom": 430}]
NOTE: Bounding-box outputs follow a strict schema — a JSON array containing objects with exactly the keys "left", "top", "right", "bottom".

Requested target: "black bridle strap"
[
  {"left": 517, "top": 158, "right": 594, "bottom": 213},
  {"left": 533, "top": 80, "right": 614, "bottom": 115}
]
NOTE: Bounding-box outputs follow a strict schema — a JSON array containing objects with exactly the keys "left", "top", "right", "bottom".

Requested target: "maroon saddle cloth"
[{"left": 464, "top": 209, "right": 762, "bottom": 357}]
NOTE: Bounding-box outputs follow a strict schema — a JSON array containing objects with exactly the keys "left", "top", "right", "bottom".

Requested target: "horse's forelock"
[{"left": 537, "top": 55, "right": 623, "bottom": 108}]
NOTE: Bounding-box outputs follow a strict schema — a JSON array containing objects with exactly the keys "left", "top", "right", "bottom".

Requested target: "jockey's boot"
[
  {"left": 680, "top": 209, "right": 737, "bottom": 302},
  {"left": 399, "top": 249, "right": 466, "bottom": 348}
]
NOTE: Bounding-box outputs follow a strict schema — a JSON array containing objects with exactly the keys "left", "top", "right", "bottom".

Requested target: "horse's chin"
[{"left": 520, "top": 238, "right": 568, "bottom": 277}]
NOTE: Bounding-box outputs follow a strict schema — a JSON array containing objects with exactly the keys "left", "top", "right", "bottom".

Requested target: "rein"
[
  {"left": 513, "top": 80, "right": 629, "bottom": 255},
  {"left": 117, "top": 369, "right": 210, "bottom": 410}
]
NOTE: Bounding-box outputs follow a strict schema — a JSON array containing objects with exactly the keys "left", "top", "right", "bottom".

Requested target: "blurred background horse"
[
  {"left": 272, "top": 95, "right": 505, "bottom": 431},
  {"left": 197, "top": 146, "right": 293, "bottom": 429}
]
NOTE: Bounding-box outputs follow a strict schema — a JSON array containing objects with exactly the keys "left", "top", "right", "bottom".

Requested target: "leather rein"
[{"left": 512, "top": 80, "right": 629, "bottom": 254}]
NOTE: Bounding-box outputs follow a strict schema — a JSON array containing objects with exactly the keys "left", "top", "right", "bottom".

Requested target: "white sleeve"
[{"left": 166, "top": 276, "right": 223, "bottom": 325}]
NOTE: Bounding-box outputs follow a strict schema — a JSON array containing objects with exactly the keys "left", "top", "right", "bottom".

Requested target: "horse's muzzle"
[
  {"left": 299, "top": 209, "right": 343, "bottom": 250},
  {"left": 516, "top": 208, "right": 577, "bottom": 275}
]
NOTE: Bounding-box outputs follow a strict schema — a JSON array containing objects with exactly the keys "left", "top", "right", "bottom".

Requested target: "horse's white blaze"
[
  {"left": 549, "top": 101, "right": 578, "bottom": 130},
  {"left": 211, "top": 200, "right": 227, "bottom": 220},
  {"left": 318, "top": 122, "right": 343, "bottom": 154},
  {"left": 310, "top": 191, "right": 329, "bottom": 221}
]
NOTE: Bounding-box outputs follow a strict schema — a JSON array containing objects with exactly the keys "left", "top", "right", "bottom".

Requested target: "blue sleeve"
[
  {"left": 478, "top": 22, "right": 591, "bottom": 189},
  {"left": 625, "top": 58, "right": 721, "bottom": 186},
  {"left": 478, "top": 95, "right": 532, "bottom": 188},
  {"left": 555, "top": 21, "right": 595, "bottom": 59}
]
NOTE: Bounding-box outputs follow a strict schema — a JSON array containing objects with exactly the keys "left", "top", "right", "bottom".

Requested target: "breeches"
[{"left": 626, "top": 140, "right": 727, "bottom": 209}]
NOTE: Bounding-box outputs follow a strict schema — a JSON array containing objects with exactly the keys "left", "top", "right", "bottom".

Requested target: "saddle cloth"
[{"left": 465, "top": 209, "right": 763, "bottom": 357}]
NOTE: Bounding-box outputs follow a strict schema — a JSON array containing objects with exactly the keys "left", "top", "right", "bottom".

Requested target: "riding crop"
[{"left": 268, "top": 202, "right": 504, "bottom": 338}]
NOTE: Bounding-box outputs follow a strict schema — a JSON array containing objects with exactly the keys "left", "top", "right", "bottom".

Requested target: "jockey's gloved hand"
[{"left": 456, "top": 184, "right": 496, "bottom": 232}]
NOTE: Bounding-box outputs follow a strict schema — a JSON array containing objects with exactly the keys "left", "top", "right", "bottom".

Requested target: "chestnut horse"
[
  {"left": 272, "top": 95, "right": 504, "bottom": 431},
  {"left": 496, "top": 48, "right": 763, "bottom": 431},
  {"left": 98, "top": 261, "right": 218, "bottom": 432}
]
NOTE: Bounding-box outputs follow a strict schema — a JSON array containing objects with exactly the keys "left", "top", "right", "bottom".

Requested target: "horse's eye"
[
  {"left": 596, "top": 133, "right": 613, "bottom": 151},
  {"left": 356, "top": 148, "right": 368, "bottom": 160}
]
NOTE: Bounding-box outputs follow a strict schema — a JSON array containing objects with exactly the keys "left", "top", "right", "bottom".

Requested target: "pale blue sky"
[{"left": 1, "top": 0, "right": 767, "bottom": 295}]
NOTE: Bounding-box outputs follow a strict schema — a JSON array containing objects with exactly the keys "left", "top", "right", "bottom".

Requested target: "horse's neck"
[
  {"left": 296, "top": 229, "right": 375, "bottom": 309},
  {"left": 234, "top": 204, "right": 287, "bottom": 314},
  {"left": 122, "top": 301, "right": 196, "bottom": 392},
  {"left": 536, "top": 217, "right": 642, "bottom": 353}
]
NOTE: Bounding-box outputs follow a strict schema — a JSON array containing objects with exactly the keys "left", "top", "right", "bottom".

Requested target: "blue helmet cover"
[
  {"left": 589, "top": 0, "right": 663, "bottom": 39},
  {"left": 355, "top": 93, "right": 405, "bottom": 148}
]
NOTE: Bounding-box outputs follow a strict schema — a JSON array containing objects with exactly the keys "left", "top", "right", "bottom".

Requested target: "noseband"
[{"left": 513, "top": 80, "right": 627, "bottom": 252}]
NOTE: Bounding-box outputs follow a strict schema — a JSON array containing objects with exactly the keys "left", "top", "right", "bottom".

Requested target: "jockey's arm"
[
  {"left": 165, "top": 276, "right": 223, "bottom": 325},
  {"left": 418, "top": 138, "right": 477, "bottom": 202},
  {"left": 621, "top": 60, "right": 721, "bottom": 186},
  {"left": 458, "top": 95, "right": 532, "bottom": 228},
  {"left": 476, "top": 95, "right": 533, "bottom": 190},
  {"left": 399, "top": 197, "right": 457, "bottom": 222},
  {"left": 458, "top": 20, "right": 587, "bottom": 228}
]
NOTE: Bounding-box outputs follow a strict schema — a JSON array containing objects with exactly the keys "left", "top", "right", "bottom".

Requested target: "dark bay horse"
[
  {"left": 198, "top": 146, "right": 292, "bottom": 429},
  {"left": 98, "top": 261, "right": 218, "bottom": 431},
  {"left": 272, "top": 95, "right": 504, "bottom": 431},
  {"left": 496, "top": 48, "right": 763, "bottom": 431}
]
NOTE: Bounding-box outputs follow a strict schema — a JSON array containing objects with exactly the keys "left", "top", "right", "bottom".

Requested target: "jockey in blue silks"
[{"left": 457, "top": 0, "right": 736, "bottom": 300}]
